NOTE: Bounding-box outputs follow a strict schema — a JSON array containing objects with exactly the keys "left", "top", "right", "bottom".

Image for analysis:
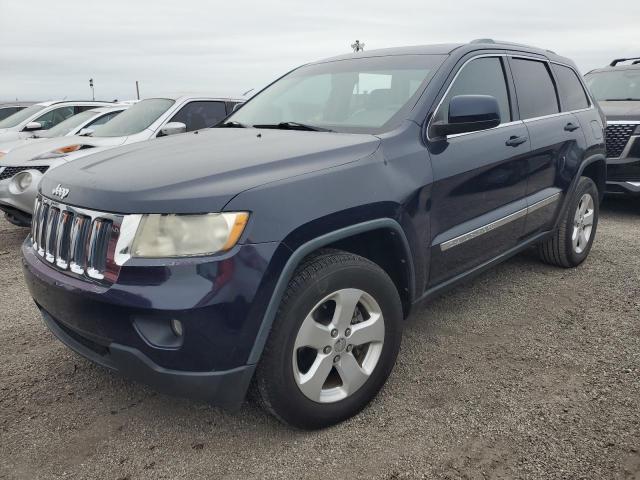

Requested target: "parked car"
[
  {"left": 0, "top": 104, "right": 128, "bottom": 156},
  {"left": 22, "top": 40, "right": 605, "bottom": 429},
  {"left": 0, "top": 101, "right": 111, "bottom": 143},
  {"left": 0, "top": 102, "right": 36, "bottom": 121},
  {"left": 0, "top": 96, "right": 240, "bottom": 226},
  {"left": 584, "top": 58, "right": 640, "bottom": 196}
]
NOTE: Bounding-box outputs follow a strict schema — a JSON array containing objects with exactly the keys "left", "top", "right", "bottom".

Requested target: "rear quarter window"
[{"left": 552, "top": 64, "right": 590, "bottom": 111}]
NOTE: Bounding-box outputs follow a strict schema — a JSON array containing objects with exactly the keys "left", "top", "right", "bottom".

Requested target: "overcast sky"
[{"left": 1, "top": 0, "right": 638, "bottom": 102}]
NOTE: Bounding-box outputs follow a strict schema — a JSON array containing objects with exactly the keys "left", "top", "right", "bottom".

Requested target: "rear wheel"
[
  {"left": 254, "top": 249, "right": 403, "bottom": 429},
  {"left": 537, "top": 176, "right": 599, "bottom": 267}
]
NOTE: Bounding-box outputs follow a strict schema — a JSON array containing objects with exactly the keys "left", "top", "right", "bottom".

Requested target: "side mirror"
[
  {"left": 232, "top": 103, "right": 243, "bottom": 112},
  {"left": 78, "top": 127, "right": 94, "bottom": 136},
  {"left": 23, "top": 121, "right": 42, "bottom": 131},
  {"left": 159, "top": 122, "right": 187, "bottom": 136},
  {"left": 431, "top": 95, "right": 501, "bottom": 138}
]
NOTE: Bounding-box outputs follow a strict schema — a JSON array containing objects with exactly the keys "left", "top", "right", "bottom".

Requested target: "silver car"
[
  {"left": 0, "top": 105, "right": 128, "bottom": 156},
  {"left": 0, "top": 101, "right": 111, "bottom": 143},
  {"left": 0, "top": 95, "right": 242, "bottom": 226}
]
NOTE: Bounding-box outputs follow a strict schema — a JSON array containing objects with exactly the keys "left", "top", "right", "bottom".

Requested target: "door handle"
[
  {"left": 505, "top": 135, "right": 528, "bottom": 147},
  {"left": 564, "top": 122, "right": 580, "bottom": 132}
]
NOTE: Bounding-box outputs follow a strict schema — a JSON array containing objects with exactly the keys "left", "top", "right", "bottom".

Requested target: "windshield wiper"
[
  {"left": 253, "top": 121, "right": 333, "bottom": 132},
  {"left": 604, "top": 98, "right": 640, "bottom": 101},
  {"left": 218, "top": 121, "right": 249, "bottom": 128}
]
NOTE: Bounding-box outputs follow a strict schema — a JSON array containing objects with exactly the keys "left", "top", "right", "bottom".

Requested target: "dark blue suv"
[{"left": 22, "top": 39, "right": 606, "bottom": 429}]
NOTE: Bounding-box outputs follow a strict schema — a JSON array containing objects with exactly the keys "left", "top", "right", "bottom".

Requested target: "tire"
[
  {"left": 254, "top": 249, "right": 403, "bottom": 429},
  {"left": 537, "top": 176, "right": 599, "bottom": 268}
]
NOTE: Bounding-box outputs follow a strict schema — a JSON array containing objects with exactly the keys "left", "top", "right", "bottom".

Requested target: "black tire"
[
  {"left": 537, "top": 176, "right": 599, "bottom": 267},
  {"left": 254, "top": 249, "right": 403, "bottom": 429}
]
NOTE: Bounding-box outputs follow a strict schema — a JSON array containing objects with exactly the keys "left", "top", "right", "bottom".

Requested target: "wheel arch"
[
  {"left": 554, "top": 153, "right": 606, "bottom": 231},
  {"left": 246, "top": 218, "right": 415, "bottom": 365},
  {"left": 579, "top": 155, "right": 607, "bottom": 202}
]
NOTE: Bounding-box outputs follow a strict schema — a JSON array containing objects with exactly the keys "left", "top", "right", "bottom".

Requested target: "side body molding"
[{"left": 246, "top": 218, "right": 415, "bottom": 365}]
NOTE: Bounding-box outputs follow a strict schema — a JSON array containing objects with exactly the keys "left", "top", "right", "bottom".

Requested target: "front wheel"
[
  {"left": 537, "top": 176, "right": 599, "bottom": 267},
  {"left": 254, "top": 249, "right": 403, "bottom": 429}
]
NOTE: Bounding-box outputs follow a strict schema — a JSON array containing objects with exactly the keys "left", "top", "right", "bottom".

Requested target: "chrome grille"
[
  {"left": 605, "top": 123, "right": 636, "bottom": 158},
  {"left": 31, "top": 195, "right": 123, "bottom": 283}
]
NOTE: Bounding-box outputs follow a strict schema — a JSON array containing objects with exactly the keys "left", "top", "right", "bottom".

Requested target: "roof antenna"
[{"left": 351, "top": 40, "right": 365, "bottom": 53}]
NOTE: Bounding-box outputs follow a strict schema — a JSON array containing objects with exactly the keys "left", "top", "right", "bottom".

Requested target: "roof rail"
[
  {"left": 470, "top": 38, "right": 496, "bottom": 44},
  {"left": 610, "top": 57, "right": 640, "bottom": 66},
  {"left": 469, "top": 38, "right": 554, "bottom": 54}
]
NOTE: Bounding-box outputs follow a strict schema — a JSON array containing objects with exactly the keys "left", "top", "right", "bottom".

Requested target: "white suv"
[
  {"left": 0, "top": 101, "right": 110, "bottom": 143},
  {"left": 0, "top": 105, "right": 128, "bottom": 157},
  {"left": 0, "top": 95, "right": 242, "bottom": 226}
]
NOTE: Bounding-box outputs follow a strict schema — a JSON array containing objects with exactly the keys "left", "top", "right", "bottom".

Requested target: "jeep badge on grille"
[{"left": 52, "top": 184, "right": 70, "bottom": 200}]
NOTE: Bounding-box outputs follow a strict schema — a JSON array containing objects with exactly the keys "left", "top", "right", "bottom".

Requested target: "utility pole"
[
  {"left": 135, "top": 81, "right": 140, "bottom": 100},
  {"left": 351, "top": 40, "right": 365, "bottom": 52},
  {"left": 89, "top": 78, "right": 95, "bottom": 100}
]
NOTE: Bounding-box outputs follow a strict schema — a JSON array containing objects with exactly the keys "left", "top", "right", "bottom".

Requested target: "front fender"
[{"left": 245, "top": 218, "right": 414, "bottom": 365}]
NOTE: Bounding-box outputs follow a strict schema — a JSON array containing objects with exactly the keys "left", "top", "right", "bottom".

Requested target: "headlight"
[
  {"left": 9, "top": 171, "right": 33, "bottom": 193},
  {"left": 33, "top": 144, "right": 83, "bottom": 160},
  {"left": 131, "top": 212, "right": 249, "bottom": 258}
]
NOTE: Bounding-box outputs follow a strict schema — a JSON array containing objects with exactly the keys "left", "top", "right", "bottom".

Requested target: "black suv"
[
  {"left": 22, "top": 40, "right": 606, "bottom": 429},
  {"left": 585, "top": 58, "right": 640, "bottom": 196}
]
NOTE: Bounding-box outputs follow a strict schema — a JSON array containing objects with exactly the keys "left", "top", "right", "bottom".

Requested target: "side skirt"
[{"left": 414, "top": 230, "right": 551, "bottom": 307}]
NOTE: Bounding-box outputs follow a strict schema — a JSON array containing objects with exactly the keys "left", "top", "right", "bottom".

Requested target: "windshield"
[
  {"left": 39, "top": 110, "right": 96, "bottom": 138},
  {"left": 584, "top": 69, "right": 640, "bottom": 101},
  {"left": 91, "top": 98, "right": 174, "bottom": 137},
  {"left": 0, "top": 104, "right": 46, "bottom": 129},
  {"left": 226, "top": 55, "right": 443, "bottom": 134}
]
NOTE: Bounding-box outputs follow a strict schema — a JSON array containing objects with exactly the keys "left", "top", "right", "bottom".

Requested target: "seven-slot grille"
[
  {"left": 0, "top": 165, "right": 49, "bottom": 181},
  {"left": 605, "top": 124, "right": 637, "bottom": 158},
  {"left": 31, "top": 195, "right": 122, "bottom": 283}
]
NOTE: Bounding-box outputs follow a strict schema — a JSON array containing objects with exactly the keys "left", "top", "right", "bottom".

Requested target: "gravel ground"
[{"left": 0, "top": 198, "right": 639, "bottom": 480}]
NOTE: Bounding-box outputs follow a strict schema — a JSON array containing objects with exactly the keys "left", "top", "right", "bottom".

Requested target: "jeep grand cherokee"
[{"left": 22, "top": 39, "right": 606, "bottom": 429}]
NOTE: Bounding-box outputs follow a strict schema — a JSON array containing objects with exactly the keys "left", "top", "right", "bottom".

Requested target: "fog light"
[
  {"left": 10, "top": 171, "right": 33, "bottom": 193},
  {"left": 170, "top": 319, "right": 183, "bottom": 337}
]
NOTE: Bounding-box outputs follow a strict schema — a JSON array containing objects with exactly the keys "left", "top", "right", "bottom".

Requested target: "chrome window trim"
[
  {"left": 628, "top": 182, "right": 640, "bottom": 187},
  {"left": 426, "top": 53, "right": 594, "bottom": 142},
  {"left": 439, "top": 192, "right": 561, "bottom": 251}
]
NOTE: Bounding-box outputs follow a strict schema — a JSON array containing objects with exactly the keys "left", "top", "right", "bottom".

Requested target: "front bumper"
[
  {"left": 0, "top": 169, "right": 44, "bottom": 225},
  {"left": 41, "top": 308, "right": 255, "bottom": 408},
  {"left": 22, "top": 237, "right": 285, "bottom": 408}
]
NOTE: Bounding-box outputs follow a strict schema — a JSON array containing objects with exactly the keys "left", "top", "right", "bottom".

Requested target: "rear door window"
[
  {"left": 510, "top": 58, "right": 559, "bottom": 119},
  {"left": 552, "top": 64, "right": 590, "bottom": 111}
]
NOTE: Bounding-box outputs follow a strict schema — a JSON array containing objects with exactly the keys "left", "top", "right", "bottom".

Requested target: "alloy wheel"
[
  {"left": 292, "top": 288, "right": 385, "bottom": 403},
  {"left": 572, "top": 193, "right": 595, "bottom": 254}
]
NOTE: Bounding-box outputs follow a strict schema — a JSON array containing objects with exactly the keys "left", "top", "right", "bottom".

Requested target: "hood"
[
  {"left": 0, "top": 137, "right": 45, "bottom": 155},
  {"left": 41, "top": 127, "right": 380, "bottom": 213},
  {"left": 598, "top": 100, "right": 640, "bottom": 121},
  {"left": 0, "top": 135, "right": 126, "bottom": 166}
]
